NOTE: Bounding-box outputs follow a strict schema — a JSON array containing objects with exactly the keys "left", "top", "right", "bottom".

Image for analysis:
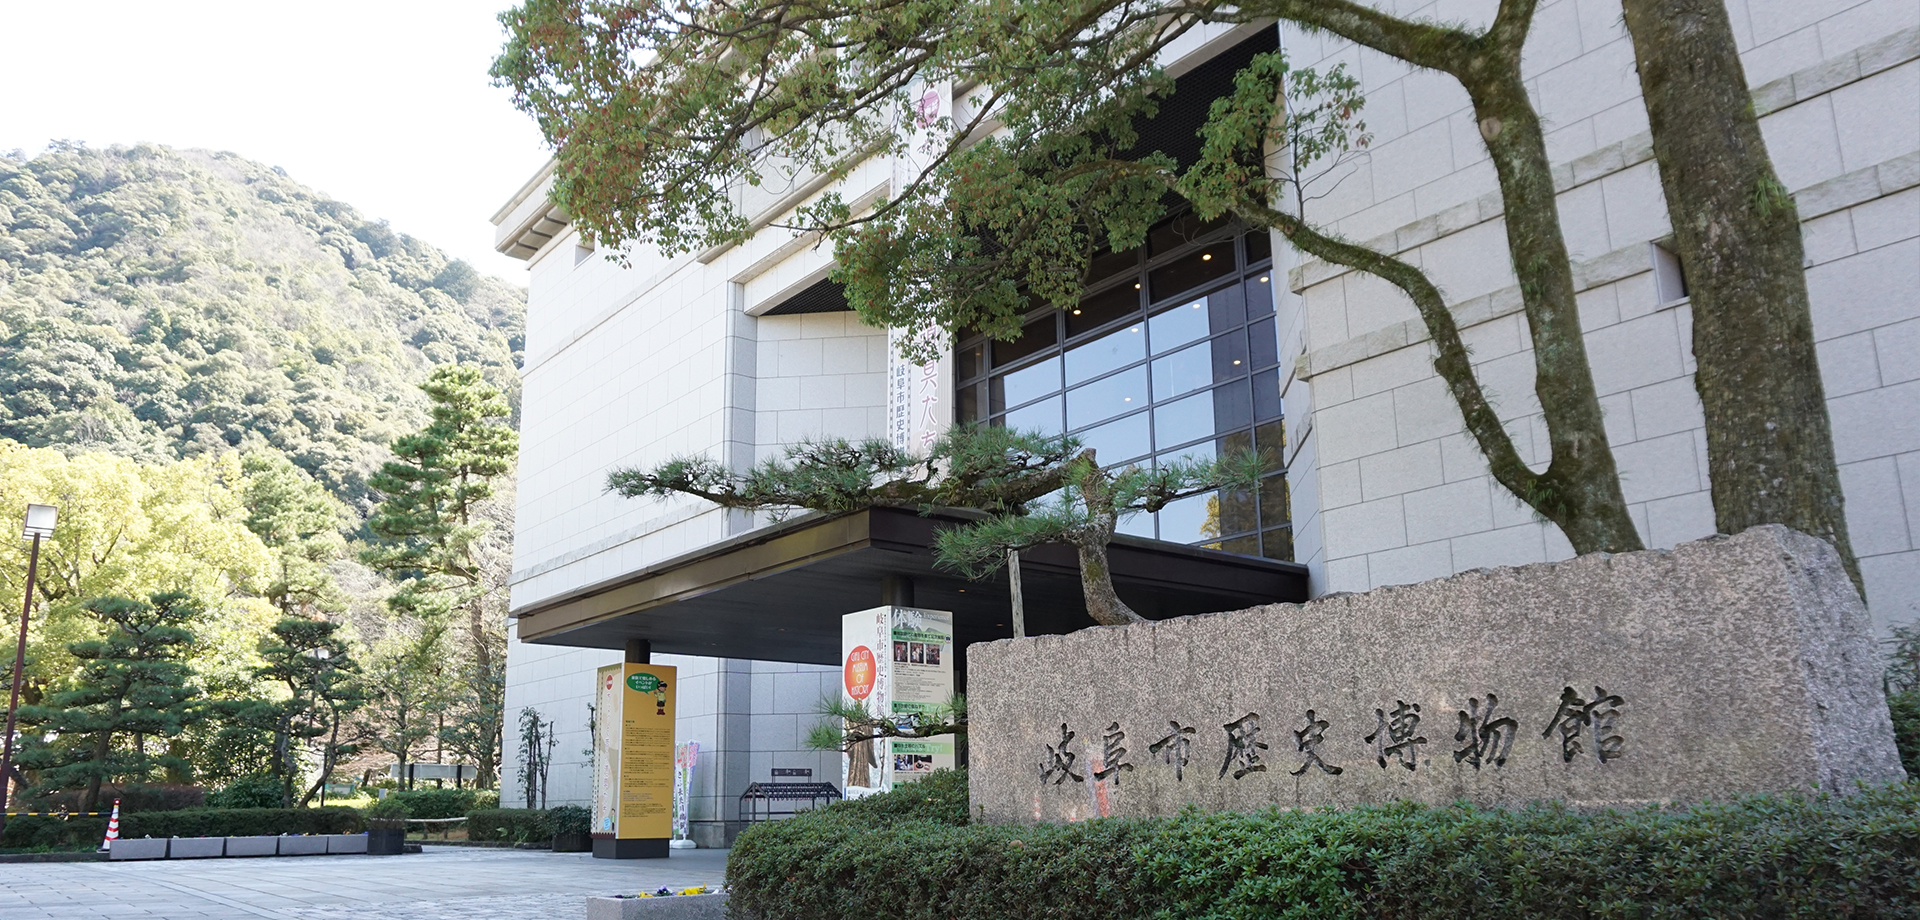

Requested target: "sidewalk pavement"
[{"left": 0, "top": 844, "right": 728, "bottom": 920}]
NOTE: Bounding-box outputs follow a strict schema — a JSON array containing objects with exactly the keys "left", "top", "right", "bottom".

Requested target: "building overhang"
[
  {"left": 492, "top": 159, "right": 567, "bottom": 260},
  {"left": 510, "top": 506, "right": 1309, "bottom": 668}
]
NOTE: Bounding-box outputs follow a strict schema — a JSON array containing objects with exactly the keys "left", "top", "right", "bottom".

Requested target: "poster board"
[
  {"left": 590, "top": 662, "right": 677, "bottom": 841},
  {"left": 842, "top": 606, "right": 954, "bottom": 794}
]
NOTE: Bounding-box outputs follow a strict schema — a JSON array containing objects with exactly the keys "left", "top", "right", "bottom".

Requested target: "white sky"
[{"left": 0, "top": 0, "right": 551, "bottom": 281}]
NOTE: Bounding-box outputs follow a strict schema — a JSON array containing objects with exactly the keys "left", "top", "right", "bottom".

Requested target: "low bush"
[
  {"left": 206, "top": 774, "right": 285, "bottom": 810},
  {"left": 1, "top": 814, "right": 110, "bottom": 850},
  {"left": 548, "top": 804, "right": 591, "bottom": 836},
  {"left": 472, "top": 790, "right": 500, "bottom": 810},
  {"left": 386, "top": 787, "right": 478, "bottom": 819},
  {"left": 1892, "top": 689, "right": 1920, "bottom": 778},
  {"left": 467, "top": 808, "right": 552, "bottom": 843},
  {"left": 728, "top": 770, "right": 1920, "bottom": 920},
  {"left": 120, "top": 806, "right": 364, "bottom": 838}
]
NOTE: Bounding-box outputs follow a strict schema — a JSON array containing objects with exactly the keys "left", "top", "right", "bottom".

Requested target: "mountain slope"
[{"left": 0, "top": 142, "right": 524, "bottom": 508}]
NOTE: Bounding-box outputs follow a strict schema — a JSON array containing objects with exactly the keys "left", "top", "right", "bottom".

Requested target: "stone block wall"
[{"left": 969, "top": 526, "right": 1905, "bottom": 823}]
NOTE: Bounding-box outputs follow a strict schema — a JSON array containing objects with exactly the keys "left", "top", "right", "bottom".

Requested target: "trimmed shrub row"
[
  {"left": 466, "top": 808, "right": 552, "bottom": 843},
  {"left": 3, "top": 806, "right": 365, "bottom": 850},
  {"left": 121, "top": 806, "right": 365, "bottom": 839},
  {"left": 385, "top": 787, "right": 481, "bottom": 819},
  {"left": 727, "top": 770, "right": 1920, "bottom": 920}
]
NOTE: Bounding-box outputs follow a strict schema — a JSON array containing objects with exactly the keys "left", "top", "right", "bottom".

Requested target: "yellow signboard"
[{"left": 617, "top": 663, "right": 675, "bottom": 840}]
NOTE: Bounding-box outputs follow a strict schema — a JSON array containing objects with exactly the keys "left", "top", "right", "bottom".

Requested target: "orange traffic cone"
[{"left": 98, "top": 798, "right": 121, "bottom": 852}]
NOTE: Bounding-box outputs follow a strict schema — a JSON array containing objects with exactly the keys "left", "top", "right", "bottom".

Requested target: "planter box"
[
  {"left": 224, "top": 836, "right": 278, "bottom": 857},
  {"left": 326, "top": 834, "right": 368, "bottom": 855},
  {"left": 586, "top": 893, "right": 727, "bottom": 920},
  {"left": 552, "top": 831, "right": 592, "bottom": 852},
  {"left": 366, "top": 827, "right": 406, "bottom": 856},
  {"left": 278, "top": 835, "right": 328, "bottom": 856},
  {"left": 166, "top": 836, "right": 225, "bottom": 859},
  {"left": 108, "top": 838, "right": 168, "bottom": 861}
]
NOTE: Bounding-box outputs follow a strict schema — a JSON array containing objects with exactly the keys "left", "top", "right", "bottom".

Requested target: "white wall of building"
[{"left": 1278, "top": 0, "right": 1920, "bottom": 631}]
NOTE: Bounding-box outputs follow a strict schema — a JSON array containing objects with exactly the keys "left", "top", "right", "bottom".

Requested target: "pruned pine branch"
[
  {"left": 805, "top": 694, "right": 967, "bottom": 754},
  {"left": 931, "top": 448, "right": 1263, "bottom": 578},
  {"left": 604, "top": 426, "right": 1084, "bottom": 517}
]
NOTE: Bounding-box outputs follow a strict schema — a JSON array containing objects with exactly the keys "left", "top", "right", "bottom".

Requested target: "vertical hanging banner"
[
  {"left": 843, "top": 606, "right": 955, "bottom": 794},
  {"left": 619, "top": 663, "right": 676, "bottom": 840},
  {"left": 887, "top": 79, "right": 955, "bottom": 455},
  {"left": 591, "top": 665, "right": 622, "bottom": 836},
  {"left": 671, "top": 742, "right": 698, "bottom": 847},
  {"left": 590, "top": 661, "right": 677, "bottom": 856}
]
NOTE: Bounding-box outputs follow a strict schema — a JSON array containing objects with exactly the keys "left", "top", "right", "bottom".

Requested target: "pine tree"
[
  {"left": 253, "top": 617, "right": 365, "bottom": 807},
  {"left": 17, "top": 592, "right": 205, "bottom": 812},
  {"left": 363, "top": 365, "right": 517, "bottom": 788}
]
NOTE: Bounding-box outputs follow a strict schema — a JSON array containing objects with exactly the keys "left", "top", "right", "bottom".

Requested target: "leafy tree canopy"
[{"left": 0, "top": 142, "right": 525, "bottom": 509}]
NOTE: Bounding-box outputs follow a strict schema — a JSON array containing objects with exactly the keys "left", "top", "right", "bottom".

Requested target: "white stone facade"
[{"left": 1277, "top": 1, "right": 1920, "bottom": 633}]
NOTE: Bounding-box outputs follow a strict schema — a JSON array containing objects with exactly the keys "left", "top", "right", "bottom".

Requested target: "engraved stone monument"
[{"left": 968, "top": 526, "right": 1906, "bottom": 824}]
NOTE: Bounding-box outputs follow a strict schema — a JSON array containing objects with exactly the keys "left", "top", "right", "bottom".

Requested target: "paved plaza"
[{"left": 0, "top": 845, "right": 728, "bottom": 920}]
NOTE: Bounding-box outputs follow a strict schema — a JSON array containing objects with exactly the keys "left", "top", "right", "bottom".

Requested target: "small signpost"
[{"left": 591, "top": 662, "right": 677, "bottom": 858}]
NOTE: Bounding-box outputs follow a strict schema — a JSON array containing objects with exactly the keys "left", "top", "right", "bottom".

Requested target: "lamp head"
[{"left": 22, "top": 503, "right": 57, "bottom": 539}]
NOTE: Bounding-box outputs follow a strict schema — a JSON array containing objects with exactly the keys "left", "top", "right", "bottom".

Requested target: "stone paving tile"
[{"left": 0, "top": 845, "right": 729, "bottom": 920}]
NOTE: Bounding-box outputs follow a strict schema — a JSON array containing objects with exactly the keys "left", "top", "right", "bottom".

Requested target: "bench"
[{"left": 737, "top": 768, "right": 842, "bottom": 823}]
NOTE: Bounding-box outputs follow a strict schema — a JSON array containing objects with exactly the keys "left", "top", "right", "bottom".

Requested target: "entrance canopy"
[{"left": 511, "top": 507, "right": 1309, "bottom": 668}]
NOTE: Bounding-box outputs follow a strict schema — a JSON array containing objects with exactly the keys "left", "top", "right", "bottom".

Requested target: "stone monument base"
[{"left": 968, "top": 526, "right": 1905, "bottom": 824}]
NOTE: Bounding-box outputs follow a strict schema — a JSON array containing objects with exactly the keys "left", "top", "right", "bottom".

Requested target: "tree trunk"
[
  {"left": 1459, "top": 68, "right": 1644, "bottom": 554},
  {"left": 1073, "top": 538, "right": 1146, "bottom": 626},
  {"left": 82, "top": 730, "right": 111, "bottom": 814},
  {"left": 1620, "top": 0, "right": 1860, "bottom": 590}
]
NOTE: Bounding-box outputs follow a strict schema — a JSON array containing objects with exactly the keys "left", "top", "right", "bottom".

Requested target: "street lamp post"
[{"left": 0, "top": 503, "right": 57, "bottom": 843}]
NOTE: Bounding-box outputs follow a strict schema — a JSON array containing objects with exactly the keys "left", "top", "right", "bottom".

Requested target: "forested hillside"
[
  {"left": 0, "top": 142, "right": 523, "bottom": 508},
  {"left": 0, "top": 143, "right": 527, "bottom": 811}
]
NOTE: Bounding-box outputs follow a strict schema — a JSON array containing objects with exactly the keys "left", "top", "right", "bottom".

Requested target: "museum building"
[{"left": 492, "top": 2, "right": 1920, "bottom": 845}]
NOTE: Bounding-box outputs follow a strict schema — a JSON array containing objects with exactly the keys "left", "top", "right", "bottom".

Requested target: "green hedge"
[
  {"left": 1891, "top": 689, "right": 1920, "bottom": 778},
  {"left": 121, "top": 806, "right": 364, "bottom": 838},
  {"left": 3, "top": 806, "right": 364, "bottom": 849},
  {"left": 466, "top": 808, "right": 552, "bottom": 843},
  {"left": 728, "top": 770, "right": 1920, "bottom": 920},
  {"left": 1, "top": 814, "right": 110, "bottom": 850},
  {"left": 386, "top": 787, "right": 478, "bottom": 819}
]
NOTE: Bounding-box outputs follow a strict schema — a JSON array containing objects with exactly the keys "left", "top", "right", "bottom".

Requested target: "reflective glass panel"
[
  {"left": 991, "top": 357, "right": 1060, "bottom": 412},
  {"left": 1149, "top": 239, "right": 1236, "bottom": 301},
  {"left": 1252, "top": 368, "right": 1281, "bottom": 421},
  {"left": 1219, "top": 488, "right": 1258, "bottom": 535},
  {"left": 1262, "top": 526, "right": 1294, "bottom": 561},
  {"left": 1211, "top": 330, "right": 1249, "bottom": 383},
  {"left": 1260, "top": 475, "right": 1290, "bottom": 527},
  {"left": 1065, "top": 365, "right": 1147, "bottom": 429},
  {"left": 1156, "top": 439, "right": 1215, "bottom": 467},
  {"left": 1116, "top": 512, "right": 1156, "bottom": 539},
  {"left": 957, "top": 340, "right": 985, "bottom": 381},
  {"left": 1253, "top": 421, "right": 1285, "bottom": 472},
  {"left": 992, "top": 318, "right": 1057, "bottom": 366},
  {"left": 1065, "top": 323, "right": 1145, "bottom": 385},
  {"left": 1068, "top": 282, "right": 1141, "bottom": 337},
  {"left": 1248, "top": 317, "right": 1278, "bottom": 369},
  {"left": 1217, "top": 534, "right": 1260, "bottom": 556},
  {"left": 1002, "top": 395, "right": 1062, "bottom": 435},
  {"left": 1245, "top": 229, "right": 1272, "bottom": 263},
  {"left": 1086, "top": 247, "right": 1137, "bottom": 286},
  {"left": 1153, "top": 389, "right": 1214, "bottom": 450},
  {"left": 1151, "top": 340, "right": 1212, "bottom": 401},
  {"left": 1158, "top": 491, "right": 1223, "bottom": 543},
  {"left": 1246, "top": 272, "right": 1275, "bottom": 319},
  {"left": 1077, "top": 411, "right": 1151, "bottom": 467},
  {"left": 958, "top": 382, "right": 981, "bottom": 423},
  {"left": 1148, "top": 298, "right": 1209, "bottom": 354}
]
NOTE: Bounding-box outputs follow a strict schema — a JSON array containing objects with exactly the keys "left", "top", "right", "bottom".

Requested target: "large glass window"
[{"left": 954, "top": 217, "right": 1291, "bottom": 559}]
